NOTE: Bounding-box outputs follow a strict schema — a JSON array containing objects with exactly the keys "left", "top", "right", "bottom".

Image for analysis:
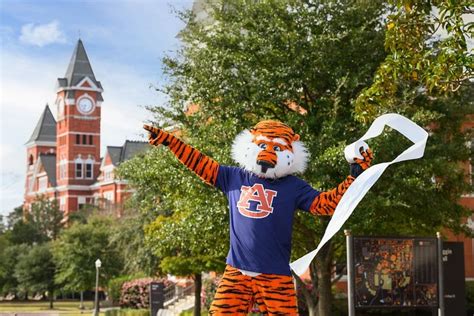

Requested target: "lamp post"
[{"left": 94, "top": 259, "right": 101, "bottom": 316}]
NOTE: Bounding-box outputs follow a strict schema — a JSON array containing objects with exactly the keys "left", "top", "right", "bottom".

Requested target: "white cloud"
[{"left": 19, "top": 20, "right": 66, "bottom": 47}]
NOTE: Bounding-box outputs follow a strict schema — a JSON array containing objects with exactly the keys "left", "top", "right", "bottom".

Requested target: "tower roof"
[
  {"left": 26, "top": 105, "right": 57, "bottom": 145},
  {"left": 57, "top": 39, "right": 103, "bottom": 100}
]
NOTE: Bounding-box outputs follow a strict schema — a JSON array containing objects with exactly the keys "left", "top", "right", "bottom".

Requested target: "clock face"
[{"left": 78, "top": 97, "right": 94, "bottom": 114}]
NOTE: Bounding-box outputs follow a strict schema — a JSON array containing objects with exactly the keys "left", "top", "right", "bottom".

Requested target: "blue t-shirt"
[{"left": 215, "top": 165, "right": 320, "bottom": 276}]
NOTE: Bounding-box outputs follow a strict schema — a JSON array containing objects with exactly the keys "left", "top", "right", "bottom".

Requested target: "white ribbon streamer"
[{"left": 290, "top": 113, "right": 429, "bottom": 276}]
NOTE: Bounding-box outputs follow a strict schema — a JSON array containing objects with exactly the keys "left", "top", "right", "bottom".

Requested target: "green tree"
[
  {"left": 0, "top": 244, "right": 29, "bottom": 296},
  {"left": 6, "top": 205, "right": 24, "bottom": 229},
  {"left": 0, "top": 215, "right": 5, "bottom": 234},
  {"left": 53, "top": 216, "right": 123, "bottom": 308},
  {"left": 355, "top": 0, "right": 473, "bottom": 121},
  {"left": 29, "top": 196, "right": 63, "bottom": 241},
  {"left": 15, "top": 243, "right": 56, "bottom": 308},
  {"left": 141, "top": 1, "right": 471, "bottom": 315},
  {"left": 7, "top": 198, "right": 63, "bottom": 245},
  {"left": 109, "top": 208, "right": 159, "bottom": 277}
]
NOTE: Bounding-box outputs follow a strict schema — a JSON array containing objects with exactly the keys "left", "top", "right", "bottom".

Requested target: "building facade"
[{"left": 24, "top": 39, "right": 149, "bottom": 216}]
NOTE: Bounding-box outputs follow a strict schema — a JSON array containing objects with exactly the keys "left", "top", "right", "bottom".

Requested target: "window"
[
  {"left": 59, "top": 160, "right": 67, "bottom": 179},
  {"left": 89, "top": 135, "right": 93, "bottom": 145},
  {"left": 75, "top": 162, "right": 83, "bottom": 178},
  {"left": 104, "top": 169, "right": 113, "bottom": 181},
  {"left": 38, "top": 177, "right": 48, "bottom": 191},
  {"left": 76, "top": 134, "right": 80, "bottom": 144},
  {"left": 85, "top": 163, "right": 93, "bottom": 179},
  {"left": 82, "top": 135, "right": 87, "bottom": 145},
  {"left": 103, "top": 191, "right": 114, "bottom": 202}
]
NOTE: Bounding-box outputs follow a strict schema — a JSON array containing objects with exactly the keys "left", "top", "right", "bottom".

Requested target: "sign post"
[
  {"left": 436, "top": 232, "right": 445, "bottom": 316},
  {"left": 150, "top": 282, "right": 165, "bottom": 316},
  {"left": 345, "top": 230, "right": 355, "bottom": 316}
]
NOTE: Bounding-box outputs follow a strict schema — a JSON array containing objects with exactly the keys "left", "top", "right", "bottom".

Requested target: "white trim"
[
  {"left": 100, "top": 165, "right": 115, "bottom": 172},
  {"left": 65, "top": 98, "right": 76, "bottom": 105},
  {"left": 117, "top": 189, "right": 134, "bottom": 193},
  {"left": 76, "top": 76, "right": 98, "bottom": 90},
  {"left": 89, "top": 179, "right": 128, "bottom": 188},
  {"left": 56, "top": 84, "right": 103, "bottom": 94},
  {"left": 56, "top": 185, "right": 93, "bottom": 192},
  {"left": 25, "top": 141, "right": 56, "bottom": 148},
  {"left": 57, "top": 131, "right": 100, "bottom": 137},
  {"left": 461, "top": 193, "right": 474, "bottom": 198},
  {"left": 26, "top": 187, "right": 57, "bottom": 197},
  {"left": 71, "top": 115, "right": 99, "bottom": 120}
]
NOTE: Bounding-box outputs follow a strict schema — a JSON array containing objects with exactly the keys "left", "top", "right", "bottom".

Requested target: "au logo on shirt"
[{"left": 237, "top": 184, "right": 278, "bottom": 219}]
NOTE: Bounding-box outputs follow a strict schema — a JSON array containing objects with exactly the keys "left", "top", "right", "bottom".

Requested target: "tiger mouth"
[{"left": 257, "top": 160, "right": 275, "bottom": 173}]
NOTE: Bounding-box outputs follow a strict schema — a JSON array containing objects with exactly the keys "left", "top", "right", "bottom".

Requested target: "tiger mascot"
[{"left": 144, "top": 120, "right": 372, "bottom": 315}]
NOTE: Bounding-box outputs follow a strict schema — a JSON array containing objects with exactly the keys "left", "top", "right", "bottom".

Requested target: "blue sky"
[{"left": 0, "top": 0, "right": 194, "bottom": 217}]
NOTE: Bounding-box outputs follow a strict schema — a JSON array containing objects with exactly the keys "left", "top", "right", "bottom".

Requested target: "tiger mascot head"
[{"left": 231, "top": 120, "right": 309, "bottom": 179}]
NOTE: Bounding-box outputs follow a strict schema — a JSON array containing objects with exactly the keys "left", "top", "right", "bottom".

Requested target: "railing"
[{"left": 163, "top": 283, "right": 195, "bottom": 308}]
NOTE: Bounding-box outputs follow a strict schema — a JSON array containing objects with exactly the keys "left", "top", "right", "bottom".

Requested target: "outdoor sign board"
[
  {"left": 352, "top": 237, "right": 438, "bottom": 309},
  {"left": 150, "top": 282, "right": 165, "bottom": 316},
  {"left": 442, "top": 241, "right": 466, "bottom": 316}
]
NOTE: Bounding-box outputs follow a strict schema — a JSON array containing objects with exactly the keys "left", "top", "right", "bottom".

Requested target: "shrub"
[
  {"left": 109, "top": 275, "right": 138, "bottom": 304},
  {"left": 119, "top": 278, "right": 173, "bottom": 309}
]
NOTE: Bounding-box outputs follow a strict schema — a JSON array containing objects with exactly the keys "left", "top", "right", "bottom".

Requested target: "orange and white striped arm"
[
  {"left": 309, "top": 176, "right": 355, "bottom": 216},
  {"left": 144, "top": 125, "right": 220, "bottom": 185}
]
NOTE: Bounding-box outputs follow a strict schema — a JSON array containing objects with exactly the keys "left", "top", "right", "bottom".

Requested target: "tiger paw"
[
  {"left": 350, "top": 147, "right": 373, "bottom": 177},
  {"left": 143, "top": 124, "right": 171, "bottom": 146}
]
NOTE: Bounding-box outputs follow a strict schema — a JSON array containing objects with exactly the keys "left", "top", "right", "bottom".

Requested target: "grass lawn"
[{"left": 0, "top": 300, "right": 107, "bottom": 315}]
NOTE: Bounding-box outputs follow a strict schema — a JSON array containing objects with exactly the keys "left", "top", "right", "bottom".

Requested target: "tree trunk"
[
  {"left": 79, "top": 291, "right": 84, "bottom": 309},
  {"left": 49, "top": 290, "right": 54, "bottom": 309},
  {"left": 293, "top": 272, "right": 317, "bottom": 316},
  {"left": 194, "top": 272, "right": 202, "bottom": 316},
  {"left": 316, "top": 241, "right": 333, "bottom": 316}
]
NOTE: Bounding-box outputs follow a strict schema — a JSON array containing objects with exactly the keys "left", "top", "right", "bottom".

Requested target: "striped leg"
[
  {"left": 209, "top": 266, "right": 253, "bottom": 315},
  {"left": 144, "top": 124, "right": 220, "bottom": 185},
  {"left": 253, "top": 274, "right": 298, "bottom": 315}
]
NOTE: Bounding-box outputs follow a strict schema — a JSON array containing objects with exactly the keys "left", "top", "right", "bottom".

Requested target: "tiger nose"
[{"left": 257, "top": 160, "right": 275, "bottom": 168}]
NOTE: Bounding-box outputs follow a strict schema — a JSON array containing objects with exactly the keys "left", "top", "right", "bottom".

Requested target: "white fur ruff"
[{"left": 231, "top": 130, "right": 309, "bottom": 179}]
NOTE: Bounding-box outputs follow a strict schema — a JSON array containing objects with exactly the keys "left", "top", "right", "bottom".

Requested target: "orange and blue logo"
[{"left": 237, "top": 184, "right": 277, "bottom": 219}]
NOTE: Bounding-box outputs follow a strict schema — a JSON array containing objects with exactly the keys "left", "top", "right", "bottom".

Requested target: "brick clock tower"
[{"left": 55, "top": 39, "right": 103, "bottom": 214}]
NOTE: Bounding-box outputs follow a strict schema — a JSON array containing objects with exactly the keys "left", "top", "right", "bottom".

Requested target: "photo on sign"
[{"left": 353, "top": 237, "right": 438, "bottom": 308}]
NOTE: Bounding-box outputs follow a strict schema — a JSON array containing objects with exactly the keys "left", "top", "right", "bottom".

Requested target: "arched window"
[
  {"left": 85, "top": 158, "right": 94, "bottom": 179},
  {"left": 28, "top": 155, "right": 34, "bottom": 166},
  {"left": 75, "top": 157, "right": 83, "bottom": 179}
]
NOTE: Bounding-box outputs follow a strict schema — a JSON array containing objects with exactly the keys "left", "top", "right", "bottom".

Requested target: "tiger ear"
[{"left": 293, "top": 134, "right": 300, "bottom": 142}]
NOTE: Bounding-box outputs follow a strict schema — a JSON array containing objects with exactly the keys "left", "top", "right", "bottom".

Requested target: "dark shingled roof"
[
  {"left": 106, "top": 141, "right": 150, "bottom": 166},
  {"left": 107, "top": 146, "right": 123, "bottom": 166},
  {"left": 26, "top": 105, "right": 57, "bottom": 144},
  {"left": 38, "top": 154, "right": 57, "bottom": 187},
  {"left": 57, "top": 39, "right": 103, "bottom": 101}
]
